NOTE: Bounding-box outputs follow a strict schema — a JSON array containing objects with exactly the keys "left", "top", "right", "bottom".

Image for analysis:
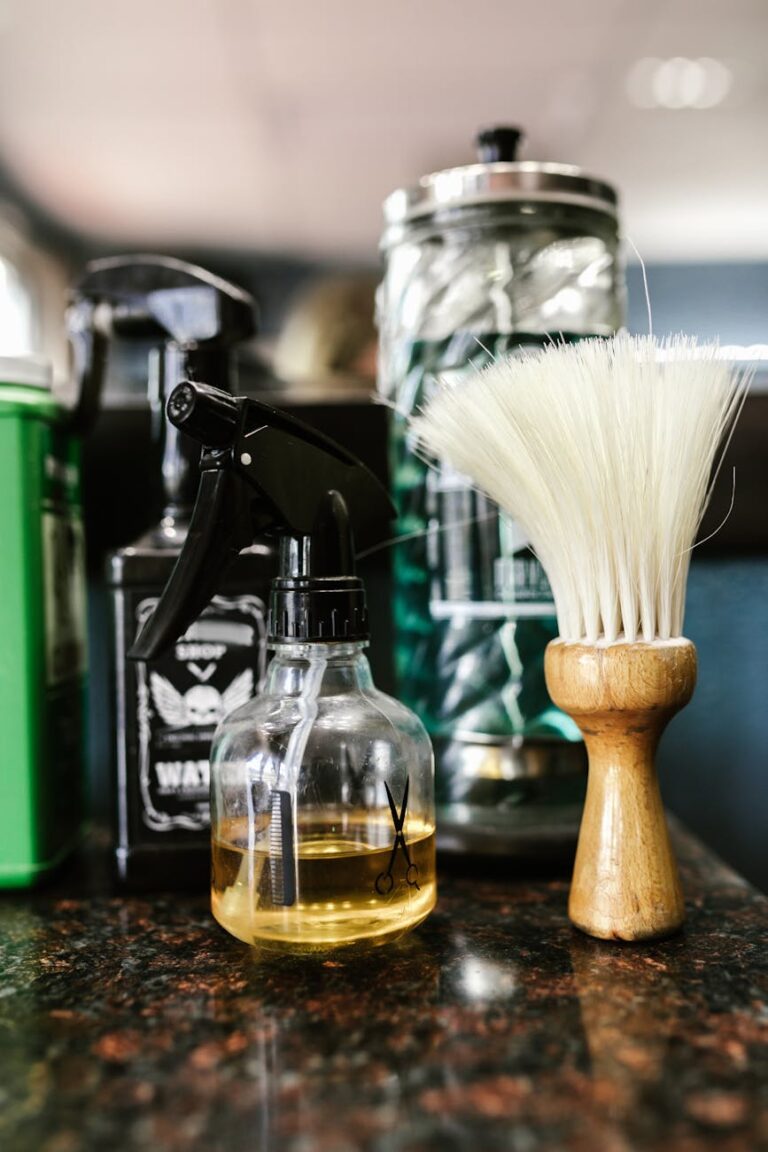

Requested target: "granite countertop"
[{"left": 0, "top": 828, "right": 766, "bottom": 1152}]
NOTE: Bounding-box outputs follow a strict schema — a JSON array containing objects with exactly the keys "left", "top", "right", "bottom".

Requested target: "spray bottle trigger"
[{"left": 128, "top": 467, "right": 253, "bottom": 661}]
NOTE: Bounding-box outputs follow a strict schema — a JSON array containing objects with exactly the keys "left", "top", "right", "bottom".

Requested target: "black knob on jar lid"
[{"left": 476, "top": 126, "right": 524, "bottom": 163}]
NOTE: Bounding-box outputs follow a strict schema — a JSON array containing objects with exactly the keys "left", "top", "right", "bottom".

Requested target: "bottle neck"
[{"left": 264, "top": 641, "right": 373, "bottom": 697}]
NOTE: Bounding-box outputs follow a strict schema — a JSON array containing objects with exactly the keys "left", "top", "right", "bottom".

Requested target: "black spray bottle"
[
  {"left": 71, "top": 257, "right": 275, "bottom": 888},
  {"left": 133, "top": 381, "right": 436, "bottom": 951}
]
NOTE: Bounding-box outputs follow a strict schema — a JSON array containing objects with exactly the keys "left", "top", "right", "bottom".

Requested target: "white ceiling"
[{"left": 0, "top": 0, "right": 765, "bottom": 261}]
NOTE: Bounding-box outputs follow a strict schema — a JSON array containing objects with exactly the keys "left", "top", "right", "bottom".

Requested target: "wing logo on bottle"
[{"left": 150, "top": 670, "right": 254, "bottom": 728}]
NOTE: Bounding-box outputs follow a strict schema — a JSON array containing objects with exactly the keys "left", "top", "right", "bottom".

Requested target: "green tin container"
[{"left": 0, "top": 357, "right": 86, "bottom": 886}]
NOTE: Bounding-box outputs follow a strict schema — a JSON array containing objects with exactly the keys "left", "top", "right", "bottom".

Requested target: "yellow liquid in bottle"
[{"left": 212, "top": 811, "right": 436, "bottom": 952}]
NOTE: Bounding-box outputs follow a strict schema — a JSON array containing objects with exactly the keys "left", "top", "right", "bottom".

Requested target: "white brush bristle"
[{"left": 413, "top": 334, "right": 748, "bottom": 645}]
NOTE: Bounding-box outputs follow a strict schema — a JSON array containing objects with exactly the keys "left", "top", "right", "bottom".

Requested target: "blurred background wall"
[{"left": 0, "top": 0, "right": 765, "bottom": 888}]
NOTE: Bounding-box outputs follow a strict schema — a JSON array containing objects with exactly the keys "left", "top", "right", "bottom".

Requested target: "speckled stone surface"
[{"left": 0, "top": 828, "right": 766, "bottom": 1152}]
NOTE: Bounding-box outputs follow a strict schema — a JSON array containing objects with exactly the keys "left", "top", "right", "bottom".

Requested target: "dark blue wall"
[
  {"left": 660, "top": 560, "right": 768, "bottom": 891},
  {"left": 626, "top": 262, "right": 768, "bottom": 893},
  {"left": 626, "top": 262, "right": 768, "bottom": 345}
]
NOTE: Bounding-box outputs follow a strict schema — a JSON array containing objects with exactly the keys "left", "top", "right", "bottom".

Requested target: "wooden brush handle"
[{"left": 545, "top": 640, "right": 697, "bottom": 942}]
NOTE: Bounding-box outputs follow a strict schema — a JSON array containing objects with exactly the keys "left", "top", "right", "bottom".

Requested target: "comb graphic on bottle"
[{"left": 269, "top": 790, "right": 296, "bottom": 907}]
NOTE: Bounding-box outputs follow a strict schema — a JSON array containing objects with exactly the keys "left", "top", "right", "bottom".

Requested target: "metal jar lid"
[{"left": 382, "top": 126, "right": 619, "bottom": 239}]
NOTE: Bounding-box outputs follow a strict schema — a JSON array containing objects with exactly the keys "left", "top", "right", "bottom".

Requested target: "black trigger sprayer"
[
  {"left": 71, "top": 254, "right": 257, "bottom": 541},
  {"left": 130, "top": 380, "right": 392, "bottom": 659},
  {"left": 69, "top": 255, "right": 273, "bottom": 891},
  {"left": 132, "top": 381, "right": 437, "bottom": 952}
]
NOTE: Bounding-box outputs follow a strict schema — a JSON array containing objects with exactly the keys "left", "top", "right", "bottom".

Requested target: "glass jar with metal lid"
[{"left": 376, "top": 127, "right": 624, "bottom": 855}]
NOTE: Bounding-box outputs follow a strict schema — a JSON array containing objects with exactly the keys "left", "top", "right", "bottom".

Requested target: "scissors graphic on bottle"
[{"left": 375, "top": 777, "right": 420, "bottom": 895}]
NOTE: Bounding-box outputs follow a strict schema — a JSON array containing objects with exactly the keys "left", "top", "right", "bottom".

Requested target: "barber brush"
[{"left": 413, "top": 334, "right": 747, "bottom": 941}]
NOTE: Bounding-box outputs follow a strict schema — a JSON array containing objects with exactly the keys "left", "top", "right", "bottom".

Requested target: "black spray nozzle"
[
  {"left": 129, "top": 381, "right": 395, "bottom": 659},
  {"left": 166, "top": 380, "right": 240, "bottom": 447},
  {"left": 71, "top": 254, "right": 256, "bottom": 350},
  {"left": 68, "top": 255, "right": 257, "bottom": 516},
  {"left": 67, "top": 255, "right": 256, "bottom": 425}
]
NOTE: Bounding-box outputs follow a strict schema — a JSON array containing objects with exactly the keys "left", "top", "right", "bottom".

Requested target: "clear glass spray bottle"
[
  {"left": 211, "top": 636, "right": 436, "bottom": 950},
  {"left": 133, "top": 382, "right": 437, "bottom": 951}
]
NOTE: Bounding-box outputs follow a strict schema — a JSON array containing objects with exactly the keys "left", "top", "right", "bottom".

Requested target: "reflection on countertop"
[{"left": 0, "top": 827, "right": 765, "bottom": 1152}]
